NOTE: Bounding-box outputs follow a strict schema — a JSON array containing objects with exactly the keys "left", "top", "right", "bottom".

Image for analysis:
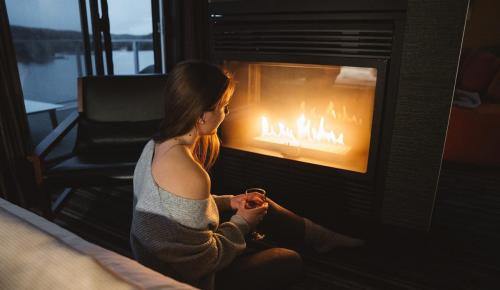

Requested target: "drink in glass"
[{"left": 244, "top": 188, "right": 267, "bottom": 240}]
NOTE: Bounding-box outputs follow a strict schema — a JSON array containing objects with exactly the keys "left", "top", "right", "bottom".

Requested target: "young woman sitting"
[{"left": 130, "top": 60, "right": 364, "bottom": 290}]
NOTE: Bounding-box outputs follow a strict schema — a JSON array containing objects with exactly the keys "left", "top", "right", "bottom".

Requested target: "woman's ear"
[{"left": 198, "top": 115, "right": 206, "bottom": 125}]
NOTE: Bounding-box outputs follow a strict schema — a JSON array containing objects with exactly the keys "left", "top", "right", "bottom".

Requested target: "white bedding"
[{"left": 0, "top": 198, "right": 196, "bottom": 290}]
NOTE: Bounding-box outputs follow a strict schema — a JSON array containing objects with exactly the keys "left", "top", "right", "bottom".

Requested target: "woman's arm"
[
  {"left": 165, "top": 201, "right": 270, "bottom": 282},
  {"left": 132, "top": 204, "right": 250, "bottom": 283},
  {"left": 212, "top": 194, "right": 234, "bottom": 211},
  {"left": 214, "top": 191, "right": 266, "bottom": 212}
]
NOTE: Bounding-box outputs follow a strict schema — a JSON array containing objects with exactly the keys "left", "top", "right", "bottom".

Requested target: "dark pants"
[{"left": 215, "top": 199, "right": 305, "bottom": 290}]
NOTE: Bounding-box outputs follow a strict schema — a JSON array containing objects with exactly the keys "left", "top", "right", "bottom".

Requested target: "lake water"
[{"left": 18, "top": 50, "right": 154, "bottom": 104}]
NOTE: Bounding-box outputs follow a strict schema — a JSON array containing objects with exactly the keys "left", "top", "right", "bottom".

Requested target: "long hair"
[{"left": 153, "top": 60, "right": 234, "bottom": 169}]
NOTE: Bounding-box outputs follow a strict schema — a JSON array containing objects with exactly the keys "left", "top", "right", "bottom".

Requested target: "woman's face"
[{"left": 198, "top": 102, "right": 230, "bottom": 135}]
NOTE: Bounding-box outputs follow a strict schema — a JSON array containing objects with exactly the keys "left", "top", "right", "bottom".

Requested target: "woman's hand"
[
  {"left": 230, "top": 192, "right": 265, "bottom": 210},
  {"left": 234, "top": 198, "right": 268, "bottom": 229}
]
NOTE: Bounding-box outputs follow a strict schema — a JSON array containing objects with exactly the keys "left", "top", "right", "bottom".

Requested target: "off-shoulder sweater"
[{"left": 130, "top": 140, "right": 250, "bottom": 290}]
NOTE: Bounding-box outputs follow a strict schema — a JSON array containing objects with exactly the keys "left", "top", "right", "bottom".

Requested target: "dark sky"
[{"left": 6, "top": 0, "right": 152, "bottom": 35}]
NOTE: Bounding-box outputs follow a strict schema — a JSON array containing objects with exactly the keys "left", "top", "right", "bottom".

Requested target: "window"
[
  {"left": 6, "top": 0, "right": 83, "bottom": 144},
  {"left": 107, "top": 0, "right": 154, "bottom": 74},
  {"left": 6, "top": 0, "right": 164, "bottom": 144}
]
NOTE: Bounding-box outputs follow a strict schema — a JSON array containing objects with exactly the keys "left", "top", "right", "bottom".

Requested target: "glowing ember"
[{"left": 256, "top": 115, "right": 351, "bottom": 155}]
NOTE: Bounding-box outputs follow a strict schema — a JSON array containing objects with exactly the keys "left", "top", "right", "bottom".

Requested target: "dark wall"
[
  {"left": 462, "top": 0, "right": 500, "bottom": 49},
  {"left": 381, "top": 0, "right": 469, "bottom": 230}
]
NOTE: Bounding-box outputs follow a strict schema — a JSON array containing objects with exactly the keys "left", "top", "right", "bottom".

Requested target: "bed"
[{"left": 0, "top": 197, "right": 197, "bottom": 290}]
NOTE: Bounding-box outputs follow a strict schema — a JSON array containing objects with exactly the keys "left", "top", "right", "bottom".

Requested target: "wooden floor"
[{"left": 53, "top": 163, "right": 500, "bottom": 290}]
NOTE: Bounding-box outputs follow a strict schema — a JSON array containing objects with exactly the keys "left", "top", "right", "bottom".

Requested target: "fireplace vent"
[{"left": 211, "top": 16, "right": 394, "bottom": 58}]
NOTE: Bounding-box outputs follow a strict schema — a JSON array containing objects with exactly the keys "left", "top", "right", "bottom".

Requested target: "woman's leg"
[
  {"left": 215, "top": 247, "right": 303, "bottom": 290},
  {"left": 217, "top": 201, "right": 305, "bottom": 243},
  {"left": 219, "top": 197, "right": 363, "bottom": 252},
  {"left": 259, "top": 198, "right": 364, "bottom": 252},
  {"left": 258, "top": 198, "right": 305, "bottom": 244}
]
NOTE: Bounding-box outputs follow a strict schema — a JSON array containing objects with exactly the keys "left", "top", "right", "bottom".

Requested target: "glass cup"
[{"left": 244, "top": 187, "right": 267, "bottom": 241}]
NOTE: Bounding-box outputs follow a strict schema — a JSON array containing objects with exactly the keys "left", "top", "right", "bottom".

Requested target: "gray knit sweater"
[{"left": 130, "top": 140, "right": 250, "bottom": 290}]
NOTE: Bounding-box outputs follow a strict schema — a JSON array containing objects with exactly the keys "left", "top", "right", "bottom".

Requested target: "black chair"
[{"left": 34, "top": 74, "right": 167, "bottom": 218}]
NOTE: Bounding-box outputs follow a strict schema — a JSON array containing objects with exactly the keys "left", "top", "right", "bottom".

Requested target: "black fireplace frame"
[{"left": 218, "top": 55, "right": 388, "bottom": 181}]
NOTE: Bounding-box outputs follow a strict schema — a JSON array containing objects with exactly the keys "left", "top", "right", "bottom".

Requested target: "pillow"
[
  {"left": 486, "top": 69, "right": 500, "bottom": 103},
  {"left": 459, "top": 51, "right": 500, "bottom": 94}
]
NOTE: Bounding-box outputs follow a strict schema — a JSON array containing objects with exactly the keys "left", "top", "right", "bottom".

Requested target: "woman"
[{"left": 130, "top": 60, "right": 363, "bottom": 290}]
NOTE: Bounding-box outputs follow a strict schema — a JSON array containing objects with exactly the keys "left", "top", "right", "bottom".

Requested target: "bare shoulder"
[{"left": 152, "top": 145, "right": 210, "bottom": 200}]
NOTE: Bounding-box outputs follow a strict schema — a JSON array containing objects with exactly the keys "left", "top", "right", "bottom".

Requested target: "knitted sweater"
[{"left": 130, "top": 140, "right": 250, "bottom": 290}]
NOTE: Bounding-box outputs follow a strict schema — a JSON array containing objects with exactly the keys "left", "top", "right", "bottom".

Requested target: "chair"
[{"left": 34, "top": 74, "right": 167, "bottom": 218}]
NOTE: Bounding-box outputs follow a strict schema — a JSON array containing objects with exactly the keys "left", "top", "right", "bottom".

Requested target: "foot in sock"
[{"left": 304, "top": 218, "right": 365, "bottom": 253}]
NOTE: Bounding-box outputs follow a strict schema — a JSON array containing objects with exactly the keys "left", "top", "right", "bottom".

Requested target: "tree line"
[{"left": 11, "top": 25, "right": 153, "bottom": 64}]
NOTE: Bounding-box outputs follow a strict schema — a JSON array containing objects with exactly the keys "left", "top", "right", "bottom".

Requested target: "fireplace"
[
  {"left": 208, "top": 0, "right": 468, "bottom": 233},
  {"left": 221, "top": 60, "right": 385, "bottom": 174},
  {"left": 208, "top": 1, "right": 404, "bottom": 232}
]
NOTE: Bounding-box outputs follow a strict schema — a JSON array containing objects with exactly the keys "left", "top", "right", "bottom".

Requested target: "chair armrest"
[{"left": 35, "top": 111, "right": 79, "bottom": 160}]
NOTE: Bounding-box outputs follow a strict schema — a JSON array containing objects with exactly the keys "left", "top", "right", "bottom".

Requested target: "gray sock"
[{"left": 304, "top": 218, "right": 364, "bottom": 253}]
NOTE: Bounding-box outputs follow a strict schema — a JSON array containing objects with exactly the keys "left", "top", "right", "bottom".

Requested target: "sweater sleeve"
[
  {"left": 212, "top": 194, "right": 234, "bottom": 212},
  {"left": 164, "top": 214, "right": 250, "bottom": 282}
]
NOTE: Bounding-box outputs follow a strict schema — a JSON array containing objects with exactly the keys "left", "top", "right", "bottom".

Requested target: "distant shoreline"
[{"left": 11, "top": 25, "right": 152, "bottom": 64}]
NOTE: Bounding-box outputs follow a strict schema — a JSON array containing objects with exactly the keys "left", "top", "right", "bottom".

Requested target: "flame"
[
  {"left": 326, "top": 101, "right": 362, "bottom": 125},
  {"left": 256, "top": 114, "right": 351, "bottom": 155}
]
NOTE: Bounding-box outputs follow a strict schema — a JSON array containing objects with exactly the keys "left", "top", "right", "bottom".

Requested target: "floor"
[{"left": 52, "top": 163, "right": 500, "bottom": 290}]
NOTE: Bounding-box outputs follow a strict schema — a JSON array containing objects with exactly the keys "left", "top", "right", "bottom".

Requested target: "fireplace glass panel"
[{"left": 221, "top": 61, "right": 377, "bottom": 173}]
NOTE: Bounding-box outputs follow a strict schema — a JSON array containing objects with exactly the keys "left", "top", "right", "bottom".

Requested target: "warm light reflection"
[{"left": 255, "top": 112, "right": 352, "bottom": 155}]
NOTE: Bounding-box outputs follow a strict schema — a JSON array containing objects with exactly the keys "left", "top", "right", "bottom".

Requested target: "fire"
[{"left": 255, "top": 114, "right": 351, "bottom": 155}]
